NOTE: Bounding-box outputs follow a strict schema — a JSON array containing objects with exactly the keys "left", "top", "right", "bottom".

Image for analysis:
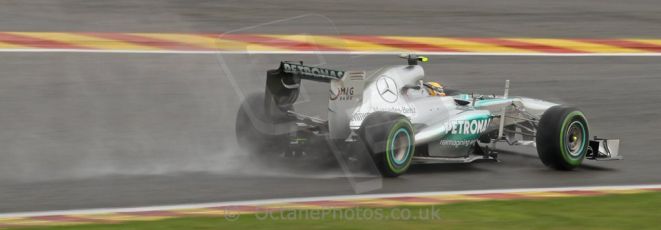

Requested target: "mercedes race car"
[{"left": 235, "top": 55, "right": 621, "bottom": 177}]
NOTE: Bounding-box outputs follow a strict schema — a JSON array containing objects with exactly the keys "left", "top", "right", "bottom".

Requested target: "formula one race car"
[{"left": 235, "top": 55, "right": 621, "bottom": 177}]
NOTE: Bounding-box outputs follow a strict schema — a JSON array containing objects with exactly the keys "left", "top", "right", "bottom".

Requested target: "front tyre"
[
  {"left": 360, "top": 112, "right": 415, "bottom": 177},
  {"left": 536, "top": 105, "right": 590, "bottom": 170}
]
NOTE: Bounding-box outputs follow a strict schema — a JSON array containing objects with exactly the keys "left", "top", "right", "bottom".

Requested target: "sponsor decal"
[
  {"left": 282, "top": 63, "right": 345, "bottom": 80},
  {"left": 444, "top": 118, "right": 492, "bottom": 135},
  {"left": 330, "top": 86, "right": 355, "bottom": 101},
  {"left": 436, "top": 117, "right": 492, "bottom": 146},
  {"left": 440, "top": 140, "right": 475, "bottom": 147},
  {"left": 376, "top": 77, "right": 398, "bottom": 103},
  {"left": 437, "top": 118, "right": 491, "bottom": 147},
  {"left": 350, "top": 106, "right": 416, "bottom": 121}
]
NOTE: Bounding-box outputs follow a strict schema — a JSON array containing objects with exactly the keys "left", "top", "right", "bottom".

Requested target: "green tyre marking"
[
  {"left": 559, "top": 111, "right": 588, "bottom": 166},
  {"left": 385, "top": 119, "right": 414, "bottom": 174}
]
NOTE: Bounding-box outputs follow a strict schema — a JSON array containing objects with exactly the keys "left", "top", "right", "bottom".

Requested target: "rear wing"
[
  {"left": 264, "top": 61, "right": 349, "bottom": 116},
  {"left": 280, "top": 61, "right": 346, "bottom": 82},
  {"left": 264, "top": 62, "right": 365, "bottom": 138}
]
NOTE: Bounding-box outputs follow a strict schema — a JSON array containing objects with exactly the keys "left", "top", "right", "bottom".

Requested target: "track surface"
[{"left": 1, "top": 0, "right": 661, "bottom": 213}]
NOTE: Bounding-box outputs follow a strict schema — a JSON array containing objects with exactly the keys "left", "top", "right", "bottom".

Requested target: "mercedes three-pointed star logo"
[{"left": 376, "top": 77, "right": 398, "bottom": 103}]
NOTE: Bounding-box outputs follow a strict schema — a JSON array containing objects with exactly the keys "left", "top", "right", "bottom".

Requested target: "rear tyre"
[
  {"left": 236, "top": 93, "right": 336, "bottom": 168},
  {"left": 359, "top": 112, "right": 415, "bottom": 177},
  {"left": 536, "top": 105, "right": 590, "bottom": 170}
]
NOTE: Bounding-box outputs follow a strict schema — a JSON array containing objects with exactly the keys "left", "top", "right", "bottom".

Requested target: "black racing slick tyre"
[
  {"left": 536, "top": 105, "right": 590, "bottom": 170},
  {"left": 235, "top": 93, "right": 290, "bottom": 156},
  {"left": 359, "top": 112, "right": 415, "bottom": 177}
]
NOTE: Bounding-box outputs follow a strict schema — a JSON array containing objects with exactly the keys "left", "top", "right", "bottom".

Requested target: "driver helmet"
[{"left": 424, "top": 81, "right": 446, "bottom": 96}]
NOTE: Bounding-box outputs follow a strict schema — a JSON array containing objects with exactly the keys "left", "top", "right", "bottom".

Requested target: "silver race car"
[{"left": 236, "top": 55, "right": 621, "bottom": 177}]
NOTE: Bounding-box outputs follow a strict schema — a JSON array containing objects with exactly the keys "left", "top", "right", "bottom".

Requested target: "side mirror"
[{"left": 454, "top": 99, "right": 471, "bottom": 106}]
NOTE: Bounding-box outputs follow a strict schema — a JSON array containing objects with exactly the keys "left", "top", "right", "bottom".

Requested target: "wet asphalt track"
[{"left": 1, "top": 0, "right": 661, "bottom": 212}]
